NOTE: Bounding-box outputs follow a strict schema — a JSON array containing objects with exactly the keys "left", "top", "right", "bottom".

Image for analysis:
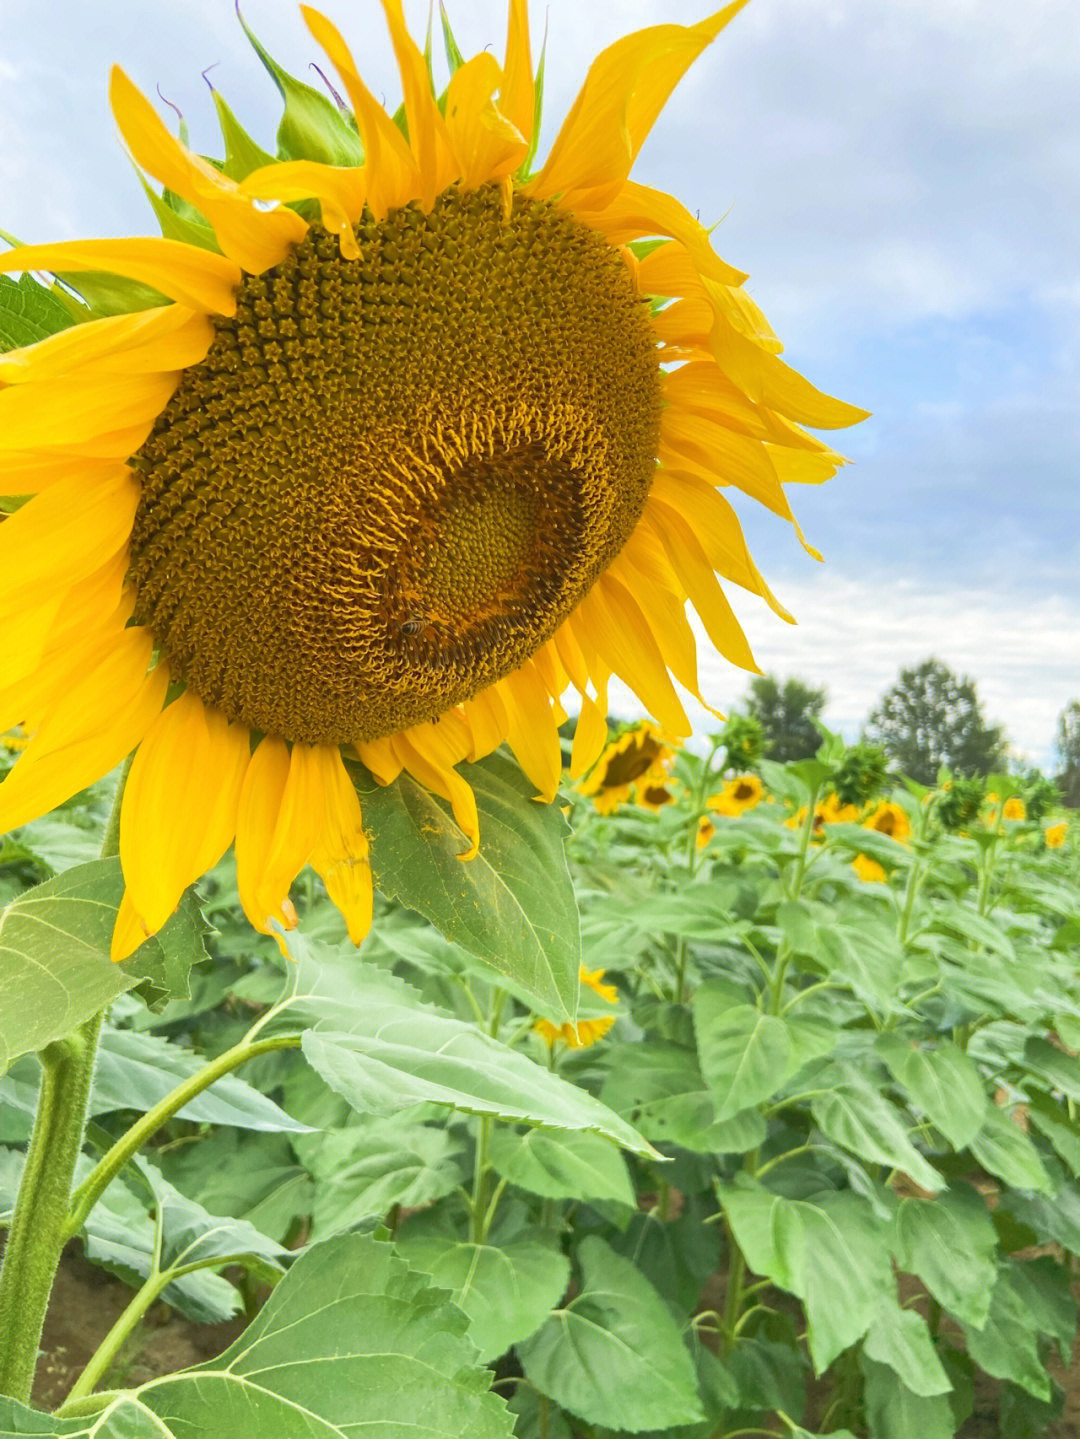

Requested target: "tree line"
[{"left": 743, "top": 660, "right": 1080, "bottom": 804}]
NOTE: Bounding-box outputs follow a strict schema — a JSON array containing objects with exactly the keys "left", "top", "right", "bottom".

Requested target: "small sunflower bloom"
[
  {"left": 707, "top": 773, "right": 764, "bottom": 817},
  {"left": 636, "top": 781, "right": 677, "bottom": 813},
  {"left": 819, "top": 792, "right": 860, "bottom": 825},
  {"left": 1002, "top": 797, "right": 1026, "bottom": 822},
  {"left": 863, "top": 800, "right": 911, "bottom": 844},
  {"left": 1045, "top": 821, "right": 1067, "bottom": 849},
  {"left": 535, "top": 964, "right": 618, "bottom": 1048},
  {"left": 578, "top": 722, "right": 675, "bottom": 816},
  {"left": 696, "top": 815, "right": 717, "bottom": 849},
  {"left": 0, "top": 0, "right": 864, "bottom": 961},
  {"left": 852, "top": 853, "right": 887, "bottom": 884}
]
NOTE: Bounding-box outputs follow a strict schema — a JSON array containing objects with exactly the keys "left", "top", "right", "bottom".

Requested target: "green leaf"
[
  {"left": 278, "top": 937, "right": 653, "bottom": 1153},
  {"left": 694, "top": 987, "right": 832, "bottom": 1120},
  {"left": 517, "top": 1236, "right": 704, "bottom": 1431},
  {"left": 999, "top": 1182, "right": 1080, "bottom": 1258},
  {"left": 601, "top": 1039, "right": 766, "bottom": 1153},
  {"left": 860, "top": 1355, "right": 957, "bottom": 1439},
  {"left": 91, "top": 1027, "right": 311, "bottom": 1131},
  {"left": 862, "top": 1302, "right": 952, "bottom": 1397},
  {"left": 158, "top": 1131, "right": 313, "bottom": 1245},
  {"left": 877, "top": 1036, "right": 988, "bottom": 1149},
  {"left": 1026, "top": 1092, "right": 1080, "bottom": 1175},
  {"left": 297, "top": 1114, "right": 464, "bottom": 1237},
  {"left": 487, "top": 1126, "right": 636, "bottom": 1207},
  {"left": 719, "top": 1182, "right": 895, "bottom": 1372},
  {"left": 1021, "top": 1035, "right": 1080, "bottom": 1101},
  {"left": 0, "top": 859, "right": 204, "bottom": 1072},
  {"left": 962, "top": 1264, "right": 1053, "bottom": 1401},
  {"left": 238, "top": 11, "right": 364, "bottom": 166},
  {"left": 810, "top": 1064, "right": 943, "bottom": 1193},
  {"left": 0, "top": 273, "right": 76, "bottom": 352},
  {"left": 0, "top": 1233, "right": 514, "bottom": 1437},
  {"left": 362, "top": 750, "right": 580, "bottom": 1021},
  {"left": 892, "top": 1186, "right": 998, "bottom": 1330},
  {"left": 397, "top": 1225, "right": 570, "bottom": 1364},
  {"left": 723, "top": 1333, "right": 810, "bottom": 1416},
  {"left": 928, "top": 905, "right": 1016, "bottom": 960},
  {"left": 968, "top": 1105, "right": 1054, "bottom": 1195}
]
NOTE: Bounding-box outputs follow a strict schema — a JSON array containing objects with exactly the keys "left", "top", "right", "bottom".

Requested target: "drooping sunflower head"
[
  {"left": 863, "top": 800, "right": 911, "bottom": 843},
  {"left": 576, "top": 721, "right": 676, "bottom": 815},
  {"left": 0, "top": 0, "right": 867, "bottom": 961}
]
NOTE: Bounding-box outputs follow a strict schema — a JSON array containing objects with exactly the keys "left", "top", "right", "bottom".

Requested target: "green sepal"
[
  {"left": 439, "top": 4, "right": 467, "bottom": 77},
  {"left": 54, "top": 270, "right": 171, "bottom": 318},
  {"left": 517, "top": 19, "right": 548, "bottom": 180},
  {"left": 211, "top": 89, "right": 276, "bottom": 180},
  {"left": 238, "top": 8, "right": 364, "bottom": 166},
  {"left": 139, "top": 178, "right": 222, "bottom": 253}
]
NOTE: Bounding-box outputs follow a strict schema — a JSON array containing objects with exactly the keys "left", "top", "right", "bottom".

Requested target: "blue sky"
[{"left": 2, "top": 0, "right": 1077, "bottom": 764}]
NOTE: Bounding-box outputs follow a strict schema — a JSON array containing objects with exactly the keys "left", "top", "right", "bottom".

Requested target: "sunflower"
[
  {"left": 862, "top": 800, "right": 911, "bottom": 844},
  {"left": 1045, "top": 821, "right": 1067, "bottom": 849},
  {"left": 535, "top": 965, "right": 618, "bottom": 1048},
  {"left": 577, "top": 721, "right": 676, "bottom": 816},
  {"left": 706, "top": 772, "right": 764, "bottom": 817},
  {"left": 851, "top": 853, "right": 886, "bottom": 884},
  {"left": 1002, "top": 797, "right": 1026, "bottom": 822},
  {"left": 0, "top": 1, "right": 865, "bottom": 961}
]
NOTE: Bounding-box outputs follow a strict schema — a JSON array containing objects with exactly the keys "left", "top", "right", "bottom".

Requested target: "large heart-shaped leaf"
[
  {"left": 517, "top": 1237, "right": 704, "bottom": 1432},
  {"left": 892, "top": 1184, "right": 997, "bottom": 1330},
  {"left": 487, "top": 1126, "right": 636, "bottom": 1207},
  {"left": 358, "top": 750, "right": 579, "bottom": 1021},
  {"left": 272, "top": 936, "right": 653, "bottom": 1154},
  {"left": 810, "top": 1064, "right": 943, "bottom": 1193},
  {"left": 397, "top": 1226, "right": 570, "bottom": 1364},
  {"left": 3, "top": 1233, "right": 514, "bottom": 1437},
  {"left": 0, "top": 859, "right": 205, "bottom": 1071},
  {"left": 877, "top": 1035, "right": 988, "bottom": 1149}
]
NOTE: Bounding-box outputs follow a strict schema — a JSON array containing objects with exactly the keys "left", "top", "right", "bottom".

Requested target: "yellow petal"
[
  {"left": 1, "top": 559, "right": 132, "bottom": 729},
  {"left": 236, "top": 736, "right": 325, "bottom": 936},
  {"left": 552, "top": 622, "right": 591, "bottom": 697},
  {"left": 110, "top": 68, "right": 308, "bottom": 274},
  {"left": 462, "top": 685, "right": 510, "bottom": 762},
  {"left": 392, "top": 732, "right": 480, "bottom": 859},
  {"left": 111, "top": 891, "right": 151, "bottom": 964},
  {"left": 533, "top": 4, "right": 748, "bottom": 197},
  {"left": 578, "top": 577, "right": 690, "bottom": 737},
  {"left": 637, "top": 236, "right": 747, "bottom": 297},
  {"left": 608, "top": 542, "right": 700, "bottom": 696},
  {"left": 0, "top": 370, "right": 178, "bottom": 453},
  {"left": 302, "top": 7, "right": 422, "bottom": 218},
  {"left": 0, "top": 630, "right": 167, "bottom": 835},
  {"left": 309, "top": 745, "right": 372, "bottom": 945},
  {"left": 501, "top": 0, "right": 535, "bottom": 144},
  {"left": 446, "top": 53, "right": 527, "bottom": 188},
  {"left": 659, "top": 406, "right": 794, "bottom": 520},
  {"left": 709, "top": 321, "right": 870, "bottom": 430},
  {"left": 648, "top": 473, "right": 793, "bottom": 621},
  {"left": 498, "top": 663, "right": 563, "bottom": 802},
  {"left": 0, "top": 305, "right": 212, "bottom": 385},
  {"left": 570, "top": 692, "right": 608, "bottom": 779},
  {"left": 0, "top": 238, "right": 241, "bottom": 315},
  {"left": 0, "top": 468, "right": 139, "bottom": 618},
  {"left": 647, "top": 502, "right": 759, "bottom": 673},
  {"left": 377, "top": 0, "right": 459, "bottom": 207},
  {"left": 0, "top": 450, "right": 121, "bottom": 497},
  {"left": 240, "top": 161, "right": 366, "bottom": 260},
  {"left": 116, "top": 691, "right": 250, "bottom": 947},
  {"left": 355, "top": 736, "right": 404, "bottom": 786}
]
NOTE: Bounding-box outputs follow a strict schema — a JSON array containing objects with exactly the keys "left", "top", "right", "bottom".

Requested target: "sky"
[{"left": 2, "top": 0, "right": 1077, "bottom": 766}]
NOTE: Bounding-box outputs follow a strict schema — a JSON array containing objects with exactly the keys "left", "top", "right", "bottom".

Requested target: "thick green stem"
[
  {"left": 470, "top": 1115, "right": 494, "bottom": 1245},
  {"left": 0, "top": 761, "right": 131, "bottom": 1402},
  {"left": 897, "top": 855, "right": 924, "bottom": 947},
  {"left": 65, "top": 1033, "right": 300, "bottom": 1240},
  {"left": 0, "top": 1015, "right": 103, "bottom": 1402},
  {"left": 674, "top": 740, "right": 722, "bottom": 1003}
]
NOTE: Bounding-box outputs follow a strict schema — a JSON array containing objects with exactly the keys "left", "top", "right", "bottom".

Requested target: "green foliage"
[
  {"left": 865, "top": 656, "right": 1008, "bottom": 784},
  {"left": 744, "top": 673, "right": 828, "bottom": 761},
  {"left": 2, "top": 730, "right": 1079, "bottom": 1435},
  {"left": 0, "top": 274, "right": 76, "bottom": 353}
]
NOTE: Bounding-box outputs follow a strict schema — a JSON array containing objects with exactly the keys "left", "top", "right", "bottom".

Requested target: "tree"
[
  {"left": 864, "top": 658, "right": 1007, "bottom": 786},
  {"left": 744, "top": 674, "right": 827, "bottom": 763},
  {"left": 1057, "top": 700, "right": 1080, "bottom": 808}
]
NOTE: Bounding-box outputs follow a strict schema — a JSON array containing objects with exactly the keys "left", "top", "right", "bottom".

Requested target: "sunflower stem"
[{"left": 0, "top": 761, "right": 134, "bottom": 1401}]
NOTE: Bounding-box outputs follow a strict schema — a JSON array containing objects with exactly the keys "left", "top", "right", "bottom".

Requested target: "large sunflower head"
[{"left": 0, "top": 1, "right": 866, "bottom": 960}]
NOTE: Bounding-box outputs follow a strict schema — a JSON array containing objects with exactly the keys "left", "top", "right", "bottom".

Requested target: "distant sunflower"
[
  {"left": 0, "top": 0, "right": 865, "bottom": 960},
  {"left": 577, "top": 721, "right": 676, "bottom": 816},
  {"left": 863, "top": 801, "right": 911, "bottom": 844},
  {"left": 707, "top": 772, "right": 764, "bottom": 816},
  {"left": 1045, "top": 822, "right": 1067, "bottom": 849}
]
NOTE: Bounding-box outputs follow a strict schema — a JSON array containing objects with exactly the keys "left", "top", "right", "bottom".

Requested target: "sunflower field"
[
  {"left": 0, "top": 721, "right": 1077, "bottom": 1438},
  {"left": 1, "top": 1, "right": 1077, "bottom": 1437}
]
